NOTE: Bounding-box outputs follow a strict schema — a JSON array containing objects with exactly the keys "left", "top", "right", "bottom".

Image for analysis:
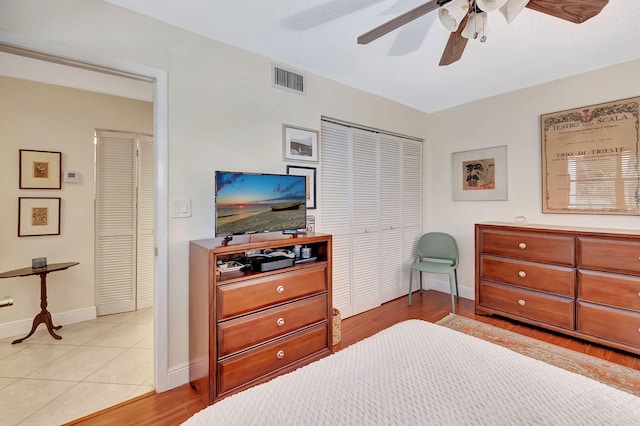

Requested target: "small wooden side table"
[{"left": 0, "top": 262, "right": 79, "bottom": 344}]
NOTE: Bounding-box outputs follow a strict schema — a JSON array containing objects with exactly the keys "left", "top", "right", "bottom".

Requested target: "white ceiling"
[{"left": 101, "top": 0, "right": 640, "bottom": 113}]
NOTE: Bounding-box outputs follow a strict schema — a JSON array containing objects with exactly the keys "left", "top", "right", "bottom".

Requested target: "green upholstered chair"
[{"left": 408, "top": 232, "right": 459, "bottom": 313}]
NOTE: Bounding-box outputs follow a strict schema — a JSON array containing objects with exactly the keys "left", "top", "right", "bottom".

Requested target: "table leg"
[{"left": 11, "top": 272, "right": 62, "bottom": 344}]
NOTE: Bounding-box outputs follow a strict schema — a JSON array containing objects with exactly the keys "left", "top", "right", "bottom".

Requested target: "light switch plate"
[{"left": 171, "top": 199, "right": 191, "bottom": 218}]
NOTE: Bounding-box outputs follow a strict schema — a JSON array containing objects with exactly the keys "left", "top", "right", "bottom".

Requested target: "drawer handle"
[
  {"left": 276, "top": 350, "right": 285, "bottom": 360},
  {"left": 518, "top": 271, "right": 526, "bottom": 278},
  {"left": 518, "top": 299, "right": 526, "bottom": 306},
  {"left": 276, "top": 285, "right": 285, "bottom": 294},
  {"left": 518, "top": 242, "right": 527, "bottom": 249},
  {"left": 276, "top": 317, "right": 285, "bottom": 327}
]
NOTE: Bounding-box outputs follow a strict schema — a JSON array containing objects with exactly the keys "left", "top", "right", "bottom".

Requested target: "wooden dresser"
[
  {"left": 189, "top": 233, "right": 333, "bottom": 405},
  {"left": 475, "top": 222, "right": 640, "bottom": 355}
]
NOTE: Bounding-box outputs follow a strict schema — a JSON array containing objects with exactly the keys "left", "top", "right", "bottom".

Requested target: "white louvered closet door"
[
  {"left": 379, "top": 134, "right": 403, "bottom": 302},
  {"left": 351, "top": 128, "right": 380, "bottom": 314},
  {"left": 137, "top": 134, "right": 154, "bottom": 309},
  {"left": 320, "top": 120, "right": 422, "bottom": 319},
  {"left": 320, "top": 121, "right": 352, "bottom": 317},
  {"left": 95, "top": 130, "right": 154, "bottom": 315},
  {"left": 402, "top": 140, "right": 424, "bottom": 288}
]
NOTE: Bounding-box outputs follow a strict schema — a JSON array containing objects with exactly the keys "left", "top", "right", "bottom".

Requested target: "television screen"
[{"left": 215, "top": 171, "right": 307, "bottom": 236}]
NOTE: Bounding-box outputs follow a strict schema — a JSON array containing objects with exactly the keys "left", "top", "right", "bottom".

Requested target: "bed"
[{"left": 183, "top": 319, "right": 640, "bottom": 425}]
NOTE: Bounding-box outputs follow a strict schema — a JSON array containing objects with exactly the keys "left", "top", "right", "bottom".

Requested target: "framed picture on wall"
[
  {"left": 283, "top": 125, "right": 319, "bottom": 162},
  {"left": 287, "top": 165, "right": 317, "bottom": 209},
  {"left": 452, "top": 145, "right": 508, "bottom": 201},
  {"left": 18, "top": 197, "right": 61, "bottom": 237},
  {"left": 19, "top": 149, "right": 62, "bottom": 189}
]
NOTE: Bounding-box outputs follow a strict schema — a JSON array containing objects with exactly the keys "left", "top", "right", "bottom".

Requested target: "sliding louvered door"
[
  {"left": 320, "top": 120, "right": 422, "bottom": 319},
  {"left": 95, "top": 130, "right": 154, "bottom": 315},
  {"left": 136, "top": 134, "right": 154, "bottom": 309},
  {"left": 319, "top": 122, "right": 352, "bottom": 316},
  {"left": 379, "top": 134, "right": 403, "bottom": 302},
  {"left": 351, "top": 128, "right": 380, "bottom": 314},
  {"left": 402, "top": 141, "right": 424, "bottom": 280}
]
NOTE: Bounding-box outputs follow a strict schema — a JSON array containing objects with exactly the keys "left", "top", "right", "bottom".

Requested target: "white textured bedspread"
[{"left": 183, "top": 319, "right": 640, "bottom": 425}]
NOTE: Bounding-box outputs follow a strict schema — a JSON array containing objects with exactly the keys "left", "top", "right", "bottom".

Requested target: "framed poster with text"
[{"left": 541, "top": 97, "right": 640, "bottom": 215}]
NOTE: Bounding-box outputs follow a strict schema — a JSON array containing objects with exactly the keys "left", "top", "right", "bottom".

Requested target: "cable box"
[{"left": 250, "top": 256, "right": 294, "bottom": 272}]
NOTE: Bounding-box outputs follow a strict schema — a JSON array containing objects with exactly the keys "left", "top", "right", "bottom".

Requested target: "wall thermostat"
[{"left": 64, "top": 171, "right": 80, "bottom": 183}]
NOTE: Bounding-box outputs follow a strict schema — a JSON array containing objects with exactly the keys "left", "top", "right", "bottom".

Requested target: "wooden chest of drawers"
[
  {"left": 189, "top": 233, "right": 333, "bottom": 405},
  {"left": 476, "top": 222, "right": 640, "bottom": 355}
]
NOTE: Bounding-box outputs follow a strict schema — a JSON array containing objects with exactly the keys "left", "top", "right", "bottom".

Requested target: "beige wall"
[
  {"left": 425, "top": 59, "right": 640, "bottom": 298},
  {"left": 6, "top": 0, "right": 637, "bottom": 391},
  {"left": 0, "top": 0, "right": 429, "bottom": 388},
  {"left": 0, "top": 77, "right": 153, "bottom": 326}
]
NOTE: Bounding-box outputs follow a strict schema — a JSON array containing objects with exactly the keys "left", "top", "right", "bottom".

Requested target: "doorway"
[{"left": 0, "top": 41, "right": 170, "bottom": 392}]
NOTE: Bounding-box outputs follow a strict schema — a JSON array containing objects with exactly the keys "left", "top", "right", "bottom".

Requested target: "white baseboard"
[
  {"left": 427, "top": 278, "right": 474, "bottom": 300},
  {"left": 166, "top": 361, "right": 190, "bottom": 391},
  {"left": 0, "top": 306, "right": 96, "bottom": 339}
]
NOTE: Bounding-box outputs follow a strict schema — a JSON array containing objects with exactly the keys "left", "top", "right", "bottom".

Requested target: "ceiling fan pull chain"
[{"left": 480, "top": 13, "right": 487, "bottom": 42}]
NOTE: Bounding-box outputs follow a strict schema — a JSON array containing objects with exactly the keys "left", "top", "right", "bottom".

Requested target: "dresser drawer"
[
  {"left": 217, "top": 265, "right": 327, "bottom": 320},
  {"left": 480, "top": 230, "right": 575, "bottom": 265},
  {"left": 217, "top": 324, "right": 328, "bottom": 395},
  {"left": 480, "top": 255, "right": 575, "bottom": 297},
  {"left": 478, "top": 281, "right": 574, "bottom": 329},
  {"left": 577, "top": 270, "right": 640, "bottom": 312},
  {"left": 577, "top": 302, "right": 640, "bottom": 348},
  {"left": 217, "top": 294, "right": 327, "bottom": 357},
  {"left": 577, "top": 237, "right": 640, "bottom": 275}
]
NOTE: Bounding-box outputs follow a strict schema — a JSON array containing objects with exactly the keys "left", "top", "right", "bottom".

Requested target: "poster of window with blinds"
[{"left": 541, "top": 97, "right": 640, "bottom": 215}]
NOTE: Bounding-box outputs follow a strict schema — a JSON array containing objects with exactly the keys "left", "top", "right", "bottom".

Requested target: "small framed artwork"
[
  {"left": 18, "top": 197, "right": 61, "bottom": 237},
  {"left": 452, "top": 145, "right": 507, "bottom": 201},
  {"left": 283, "top": 125, "right": 319, "bottom": 162},
  {"left": 287, "top": 165, "right": 317, "bottom": 209},
  {"left": 19, "top": 149, "right": 62, "bottom": 189}
]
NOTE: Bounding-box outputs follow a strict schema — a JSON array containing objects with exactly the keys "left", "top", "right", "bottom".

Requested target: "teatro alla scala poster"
[{"left": 541, "top": 96, "right": 640, "bottom": 215}]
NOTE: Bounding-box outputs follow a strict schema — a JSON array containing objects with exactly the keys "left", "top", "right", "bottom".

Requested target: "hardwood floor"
[{"left": 66, "top": 290, "right": 640, "bottom": 425}]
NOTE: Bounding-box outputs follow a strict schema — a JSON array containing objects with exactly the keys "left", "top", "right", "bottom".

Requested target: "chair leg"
[
  {"left": 454, "top": 269, "right": 459, "bottom": 296},
  {"left": 419, "top": 271, "right": 423, "bottom": 291},
  {"left": 449, "top": 271, "right": 456, "bottom": 314},
  {"left": 408, "top": 269, "right": 413, "bottom": 306}
]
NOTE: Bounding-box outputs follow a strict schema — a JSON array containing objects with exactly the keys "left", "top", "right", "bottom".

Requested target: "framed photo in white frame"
[
  {"left": 452, "top": 145, "right": 507, "bottom": 201},
  {"left": 283, "top": 125, "right": 319, "bottom": 162}
]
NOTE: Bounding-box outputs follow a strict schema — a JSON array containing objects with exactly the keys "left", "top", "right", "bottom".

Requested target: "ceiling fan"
[{"left": 357, "top": 0, "right": 609, "bottom": 66}]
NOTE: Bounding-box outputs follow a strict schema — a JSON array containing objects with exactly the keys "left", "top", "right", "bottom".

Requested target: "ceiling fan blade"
[
  {"left": 357, "top": 0, "right": 442, "bottom": 45},
  {"left": 439, "top": 15, "right": 468, "bottom": 66},
  {"left": 526, "top": 0, "right": 609, "bottom": 24}
]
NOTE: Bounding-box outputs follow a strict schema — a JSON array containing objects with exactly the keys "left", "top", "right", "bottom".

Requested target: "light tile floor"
[{"left": 0, "top": 308, "right": 153, "bottom": 425}]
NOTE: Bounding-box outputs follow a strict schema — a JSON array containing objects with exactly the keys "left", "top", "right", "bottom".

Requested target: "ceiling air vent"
[{"left": 272, "top": 65, "right": 306, "bottom": 95}]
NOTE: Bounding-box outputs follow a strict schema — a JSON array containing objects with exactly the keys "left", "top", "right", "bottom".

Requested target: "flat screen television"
[{"left": 215, "top": 171, "right": 307, "bottom": 237}]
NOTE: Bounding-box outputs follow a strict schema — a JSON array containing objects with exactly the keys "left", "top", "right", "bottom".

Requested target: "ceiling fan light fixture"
[
  {"left": 499, "top": 0, "right": 531, "bottom": 23},
  {"left": 476, "top": 0, "right": 509, "bottom": 12},
  {"left": 461, "top": 11, "right": 489, "bottom": 40},
  {"left": 437, "top": 0, "right": 470, "bottom": 32}
]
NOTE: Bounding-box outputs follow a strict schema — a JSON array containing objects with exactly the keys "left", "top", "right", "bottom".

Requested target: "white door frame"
[{"left": 0, "top": 32, "right": 170, "bottom": 392}]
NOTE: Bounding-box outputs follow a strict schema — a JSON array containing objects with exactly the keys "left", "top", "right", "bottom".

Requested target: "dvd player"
[{"left": 250, "top": 256, "right": 294, "bottom": 272}]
